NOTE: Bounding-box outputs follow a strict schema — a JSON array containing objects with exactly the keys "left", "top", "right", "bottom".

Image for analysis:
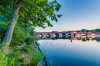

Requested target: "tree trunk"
[{"left": 1, "top": 6, "right": 21, "bottom": 51}]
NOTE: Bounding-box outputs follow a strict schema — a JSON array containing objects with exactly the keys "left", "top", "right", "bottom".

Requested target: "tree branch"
[{"left": 16, "top": 0, "right": 23, "bottom": 6}]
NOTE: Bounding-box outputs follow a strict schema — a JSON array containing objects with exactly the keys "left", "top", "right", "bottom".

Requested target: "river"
[{"left": 38, "top": 39, "right": 100, "bottom": 66}]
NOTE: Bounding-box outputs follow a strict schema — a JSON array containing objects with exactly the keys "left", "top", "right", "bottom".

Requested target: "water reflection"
[
  {"left": 38, "top": 39, "right": 100, "bottom": 66},
  {"left": 34, "top": 41, "right": 49, "bottom": 66},
  {"left": 69, "top": 37, "right": 100, "bottom": 43}
]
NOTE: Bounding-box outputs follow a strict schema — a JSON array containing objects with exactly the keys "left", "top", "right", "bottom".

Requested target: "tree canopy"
[{"left": 0, "top": 0, "right": 62, "bottom": 28}]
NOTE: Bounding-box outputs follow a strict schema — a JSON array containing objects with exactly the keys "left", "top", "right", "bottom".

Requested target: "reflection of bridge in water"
[{"left": 35, "top": 32, "right": 100, "bottom": 41}]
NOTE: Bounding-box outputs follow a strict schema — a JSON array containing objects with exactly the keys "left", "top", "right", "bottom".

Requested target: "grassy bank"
[{"left": 0, "top": 22, "right": 43, "bottom": 66}]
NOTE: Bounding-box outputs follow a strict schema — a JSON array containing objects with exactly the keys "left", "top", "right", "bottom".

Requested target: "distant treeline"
[
  {"left": 90, "top": 29, "right": 100, "bottom": 32},
  {"left": 76, "top": 29, "right": 100, "bottom": 32}
]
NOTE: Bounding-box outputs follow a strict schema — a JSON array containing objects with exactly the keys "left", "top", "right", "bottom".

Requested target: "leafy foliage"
[
  {"left": 0, "top": 22, "right": 26, "bottom": 47},
  {"left": 0, "top": 21, "right": 43, "bottom": 66},
  {"left": 30, "top": 48, "right": 43, "bottom": 66},
  {"left": 10, "top": 24, "right": 27, "bottom": 47},
  {"left": 0, "top": 22, "right": 9, "bottom": 43},
  {"left": 0, "top": 0, "right": 62, "bottom": 28}
]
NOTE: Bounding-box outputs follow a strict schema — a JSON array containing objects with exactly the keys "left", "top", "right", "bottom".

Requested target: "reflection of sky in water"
[{"left": 39, "top": 40, "right": 100, "bottom": 66}]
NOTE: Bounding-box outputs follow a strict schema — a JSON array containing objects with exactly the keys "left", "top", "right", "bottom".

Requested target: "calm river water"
[{"left": 38, "top": 39, "right": 100, "bottom": 66}]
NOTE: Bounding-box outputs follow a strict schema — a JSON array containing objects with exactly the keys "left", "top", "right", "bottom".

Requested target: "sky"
[{"left": 35, "top": 0, "right": 100, "bottom": 32}]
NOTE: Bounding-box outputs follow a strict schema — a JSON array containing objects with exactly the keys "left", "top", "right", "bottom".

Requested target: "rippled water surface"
[{"left": 38, "top": 39, "right": 100, "bottom": 66}]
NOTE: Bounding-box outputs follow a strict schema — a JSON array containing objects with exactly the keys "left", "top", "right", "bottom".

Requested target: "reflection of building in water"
[
  {"left": 35, "top": 32, "right": 100, "bottom": 40},
  {"left": 88, "top": 32, "right": 96, "bottom": 39},
  {"left": 95, "top": 32, "right": 100, "bottom": 37},
  {"left": 59, "top": 33, "right": 63, "bottom": 39},
  {"left": 75, "top": 32, "right": 96, "bottom": 40}
]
